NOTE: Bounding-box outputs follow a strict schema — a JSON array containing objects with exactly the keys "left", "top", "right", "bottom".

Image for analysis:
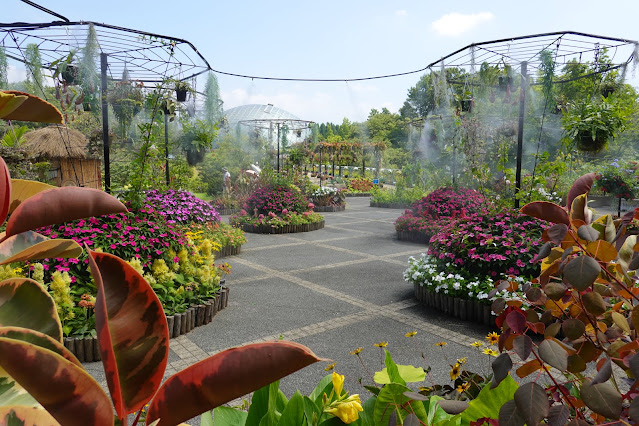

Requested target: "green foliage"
[
  {"left": 561, "top": 97, "right": 627, "bottom": 152},
  {"left": 1, "top": 126, "right": 29, "bottom": 147},
  {"left": 24, "top": 44, "right": 45, "bottom": 98},
  {"left": 594, "top": 159, "right": 637, "bottom": 199},
  {"left": 204, "top": 72, "right": 223, "bottom": 126},
  {"left": 0, "top": 48, "right": 8, "bottom": 90}
]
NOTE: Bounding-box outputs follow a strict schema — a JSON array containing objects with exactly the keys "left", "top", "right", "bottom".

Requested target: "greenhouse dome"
[{"left": 223, "top": 104, "right": 301, "bottom": 127}]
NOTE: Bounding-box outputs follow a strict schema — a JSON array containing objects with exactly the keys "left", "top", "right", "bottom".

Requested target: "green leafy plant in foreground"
[{"left": 0, "top": 91, "right": 325, "bottom": 426}]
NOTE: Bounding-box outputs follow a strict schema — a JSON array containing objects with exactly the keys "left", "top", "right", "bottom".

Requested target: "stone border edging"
[
  {"left": 64, "top": 286, "right": 230, "bottom": 362},
  {"left": 370, "top": 201, "right": 412, "bottom": 209},
  {"left": 396, "top": 231, "right": 431, "bottom": 244},
  {"left": 345, "top": 192, "right": 371, "bottom": 197},
  {"left": 313, "top": 205, "right": 345, "bottom": 212},
  {"left": 241, "top": 220, "right": 325, "bottom": 234},
  {"left": 414, "top": 282, "right": 496, "bottom": 327}
]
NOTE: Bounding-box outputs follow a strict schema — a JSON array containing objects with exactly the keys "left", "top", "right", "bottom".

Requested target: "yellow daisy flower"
[
  {"left": 486, "top": 332, "right": 499, "bottom": 346},
  {"left": 435, "top": 341, "right": 447, "bottom": 347},
  {"left": 457, "top": 357, "right": 467, "bottom": 365},
  {"left": 483, "top": 348, "right": 499, "bottom": 357},
  {"left": 471, "top": 341, "right": 483, "bottom": 348},
  {"left": 349, "top": 347, "right": 363, "bottom": 355},
  {"left": 456, "top": 382, "right": 470, "bottom": 393},
  {"left": 374, "top": 341, "right": 388, "bottom": 348},
  {"left": 324, "top": 361, "right": 337, "bottom": 371},
  {"left": 405, "top": 331, "right": 418, "bottom": 337},
  {"left": 449, "top": 363, "right": 461, "bottom": 380}
]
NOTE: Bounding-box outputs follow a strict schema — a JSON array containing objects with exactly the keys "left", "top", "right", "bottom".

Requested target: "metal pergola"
[
  {"left": 420, "top": 31, "right": 639, "bottom": 207},
  {"left": 0, "top": 12, "right": 212, "bottom": 191}
]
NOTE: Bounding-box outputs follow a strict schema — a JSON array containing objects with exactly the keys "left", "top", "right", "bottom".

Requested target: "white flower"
[{"left": 453, "top": 282, "right": 461, "bottom": 290}]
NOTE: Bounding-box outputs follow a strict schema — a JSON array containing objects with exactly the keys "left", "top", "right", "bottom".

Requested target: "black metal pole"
[
  {"left": 515, "top": 62, "right": 528, "bottom": 209},
  {"left": 319, "top": 144, "right": 322, "bottom": 189},
  {"left": 164, "top": 112, "right": 170, "bottom": 186},
  {"left": 277, "top": 123, "right": 281, "bottom": 173},
  {"left": 100, "top": 53, "right": 111, "bottom": 193}
]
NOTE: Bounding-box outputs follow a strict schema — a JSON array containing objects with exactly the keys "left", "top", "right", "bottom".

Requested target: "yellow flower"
[
  {"left": 435, "top": 341, "right": 447, "bottom": 347},
  {"left": 483, "top": 348, "right": 499, "bottom": 357},
  {"left": 332, "top": 371, "right": 345, "bottom": 397},
  {"left": 374, "top": 341, "right": 388, "bottom": 348},
  {"left": 325, "top": 395, "right": 363, "bottom": 424},
  {"left": 349, "top": 347, "right": 363, "bottom": 355},
  {"left": 456, "top": 382, "right": 470, "bottom": 393},
  {"left": 449, "top": 363, "right": 461, "bottom": 380},
  {"left": 324, "top": 361, "right": 337, "bottom": 371},
  {"left": 471, "top": 341, "right": 483, "bottom": 348},
  {"left": 486, "top": 332, "right": 499, "bottom": 346},
  {"left": 405, "top": 331, "right": 417, "bottom": 337},
  {"left": 418, "top": 386, "right": 432, "bottom": 392},
  {"left": 457, "top": 357, "right": 467, "bottom": 365}
]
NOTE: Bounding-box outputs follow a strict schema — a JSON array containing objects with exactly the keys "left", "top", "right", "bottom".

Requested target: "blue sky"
[{"left": 4, "top": 0, "right": 639, "bottom": 123}]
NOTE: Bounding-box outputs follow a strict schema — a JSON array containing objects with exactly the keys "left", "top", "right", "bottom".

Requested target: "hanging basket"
[
  {"left": 176, "top": 89, "right": 188, "bottom": 102},
  {"left": 461, "top": 98, "right": 473, "bottom": 112},
  {"left": 61, "top": 65, "right": 78, "bottom": 84},
  {"left": 576, "top": 131, "right": 608, "bottom": 152}
]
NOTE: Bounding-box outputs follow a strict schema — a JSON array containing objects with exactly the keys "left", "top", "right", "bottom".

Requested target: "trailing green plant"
[{"left": 561, "top": 97, "right": 627, "bottom": 152}]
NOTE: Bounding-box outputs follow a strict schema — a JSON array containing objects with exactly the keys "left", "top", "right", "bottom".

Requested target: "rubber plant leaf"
[
  {"left": 0, "top": 326, "right": 80, "bottom": 366},
  {"left": 87, "top": 250, "right": 170, "bottom": 421},
  {"left": 520, "top": 201, "right": 570, "bottom": 225},
  {"left": 0, "top": 90, "right": 63, "bottom": 124},
  {"left": 0, "top": 338, "right": 114, "bottom": 426},
  {"left": 4, "top": 187, "right": 127, "bottom": 239},
  {"left": 0, "top": 91, "right": 28, "bottom": 118},
  {"left": 566, "top": 173, "right": 595, "bottom": 214},
  {"left": 0, "top": 156, "right": 11, "bottom": 227},
  {"left": 0, "top": 278, "right": 62, "bottom": 342},
  {"left": 145, "top": 341, "right": 325, "bottom": 426},
  {"left": 9, "top": 179, "right": 55, "bottom": 214},
  {"left": 0, "top": 406, "right": 58, "bottom": 426},
  {"left": 0, "top": 231, "right": 81, "bottom": 265}
]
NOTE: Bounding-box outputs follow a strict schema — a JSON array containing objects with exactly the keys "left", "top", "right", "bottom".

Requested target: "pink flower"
[{"left": 308, "top": 202, "right": 315, "bottom": 209}]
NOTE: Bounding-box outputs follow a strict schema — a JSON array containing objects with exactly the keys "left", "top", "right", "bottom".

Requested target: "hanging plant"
[
  {"left": 172, "top": 79, "right": 193, "bottom": 102},
  {"left": 561, "top": 98, "right": 627, "bottom": 152}
]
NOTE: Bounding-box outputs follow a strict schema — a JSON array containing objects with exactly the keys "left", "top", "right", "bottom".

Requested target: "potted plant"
[
  {"left": 561, "top": 98, "right": 627, "bottom": 152},
  {"left": 174, "top": 80, "right": 191, "bottom": 102}
]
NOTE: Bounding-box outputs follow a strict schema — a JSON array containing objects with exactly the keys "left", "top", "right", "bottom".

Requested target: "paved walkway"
[{"left": 85, "top": 196, "right": 495, "bottom": 408}]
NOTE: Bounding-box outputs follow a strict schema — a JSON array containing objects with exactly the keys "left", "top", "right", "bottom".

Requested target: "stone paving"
[{"left": 84, "top": 196, "right": 496, "bottom": 412}]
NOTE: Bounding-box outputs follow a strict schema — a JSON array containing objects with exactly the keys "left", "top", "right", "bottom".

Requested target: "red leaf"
[
  {"left": 4, "top": 187, "right": 127, "bottom": 239},
  {"left": 0, "top": 326, "right": 80, "bottom": 366},
  {"left": 146, "top": 341, "right": 325, "bottom": 426},
  {"left": 506, "top": 310, "right": 527, "bottom": 334},
  {"left": 0, "top": 157, "right": 10, "bottom": 227},
  {"left": 88, "top": 250, "right": 169, "bottom": 420},
  {"left": 0, "top": 338, "right": 114, "bottom": 426},
  {"left": 566, "top": 173, "right": 595, "bottom": 213},
  {"left": 521, "top": 201, "right": 570, "bottom": 225}
]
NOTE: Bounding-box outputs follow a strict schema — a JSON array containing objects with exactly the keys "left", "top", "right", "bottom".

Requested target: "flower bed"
[
  {"left": 143, "top": 189, "right": 222, "bottom": 223},
  {"left": 344, "top": 191, "right": 371, "bottom": 197},
  {"left": 395, "top": 187, "right": 492, "bottom": 241},
  {"left": 370, "top": 201, "right": 412, "bottom": 209},
  {"left": 310, "top": 186, "right": 345, "bottom": 210},
  {"left": 240, "top": 220, "right": 325, "bottom": 234}
]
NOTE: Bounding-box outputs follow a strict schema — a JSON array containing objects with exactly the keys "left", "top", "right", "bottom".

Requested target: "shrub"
[
  {"left": 346, "top": 177, "right": 374, "bottom": 192},
  {"left": 143, "top": 189, "right": 221, "bottom": 223},
  {"left": 594, "top": 158, "right": 638, "bottom": 200},
  {"left": 411, "top": 187, "right": 491, "bottom": 219},
  {"left": 244, "top": 183, "right": 307, "bottom": 215},
  {"left": 428, "top": 209, "right": 545, "bottom": 278}
]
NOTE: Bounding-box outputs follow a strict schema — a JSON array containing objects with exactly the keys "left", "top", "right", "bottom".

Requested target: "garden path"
[{"left": 84, "top": 196, "right": 495, "bottom": 415}]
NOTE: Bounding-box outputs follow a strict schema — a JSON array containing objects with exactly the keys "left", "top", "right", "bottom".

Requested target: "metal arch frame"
[{"left": 237, "top": 118, "right": 314, "bottom": 173}]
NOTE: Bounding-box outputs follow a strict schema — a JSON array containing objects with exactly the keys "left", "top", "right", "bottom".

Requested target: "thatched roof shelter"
[{"left": 22, "top": 125, "right": 102, "bottom": 189}]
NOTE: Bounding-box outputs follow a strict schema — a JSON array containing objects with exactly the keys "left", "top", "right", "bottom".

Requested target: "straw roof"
[{"left": 22, "top": 125, "right": 92, "bottom": 159}]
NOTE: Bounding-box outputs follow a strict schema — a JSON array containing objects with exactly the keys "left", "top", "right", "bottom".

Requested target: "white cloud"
[
  {"left": 395, "top": 10, "right": 407, "bottom": 16},
  {"left": 430, "top": 12, "right": 494, "bottom": 37}
]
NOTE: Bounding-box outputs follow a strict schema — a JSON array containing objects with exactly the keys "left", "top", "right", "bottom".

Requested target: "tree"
[
  {"left": 0, "top": 47, "right": 8, "bottom": 89},
  {"left": 204, "top": 72, "right": 223, "bottom": 126},
  {"left": 400, "top": 67, "right": 469, "bottom": 119},
  {"left": 366, "top": 108, "right": 407, "bottom": 148}
]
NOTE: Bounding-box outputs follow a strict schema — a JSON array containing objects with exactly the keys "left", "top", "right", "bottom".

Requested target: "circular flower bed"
[{"left": 245, "top": 183, "right": 307, "bottom": 216}]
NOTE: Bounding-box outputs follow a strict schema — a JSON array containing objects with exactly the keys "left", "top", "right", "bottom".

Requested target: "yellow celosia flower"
[
  {"left": 486, "top": 332, "right": 499, "bottom": 346},
  {"left": 374, "top": 341, "right": 388, "bottom": 348},
  {"left": 127, "top": 258, "right": 144, "bottom": 276},
  {"left": 405, "top": 331, "right": 417, "bottom": 337},
  {"left": 332, "top": 371, "right": 344, "bottom": 397},
  {"left": 325, "top": 395, "right": 363, "bottom": 424},
  {"left": 32, "top": 263, "right": 45, "bottom": 284},
  {"left": 349, "top": 347, "right": 363, "bottom": 355}
]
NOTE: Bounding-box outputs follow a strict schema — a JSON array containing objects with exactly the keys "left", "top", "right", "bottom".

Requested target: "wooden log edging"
[
  {"left": 241, "top": 220, "right": 325, "bottom": 234},
  {"left": 213, "top": 244, "right": 242, "bottom": 258},
  {"left": 313, "top": 205, "right": 346, "bottom": 212},
  {"left": 370, "top": 201, "right": 412, "bottom": 209},
  {"left": 345, "top": 192, "right": 371, "bottom": 197},
  {"left": 65, "top": 285, "right": 231, "bottom": 362},
  {"left": 413, "top": 282, "right": 496, "bottom": 328},
  {"left": 396, "top": 231, "right": 432, "bottom": 244}
]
